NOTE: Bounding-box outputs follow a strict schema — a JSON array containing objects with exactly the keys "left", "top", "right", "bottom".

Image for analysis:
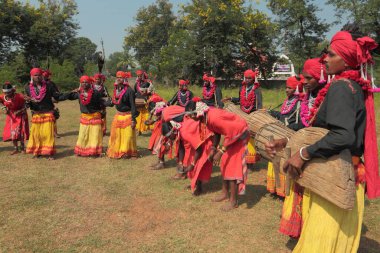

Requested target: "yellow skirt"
[
  {"left": 101, "top": 112, "right": 107, "bottom": 136},
  {"left": 279, "top": 180, "right": 303, "bottom": 238},
  {"left": 293, "top": 184, "right": 364, "bottom": 253},
  {"left": 26, "top": 112, "right": 56, "bottom": 156},
  {"left": 267, "top": 162, "right": 286, "bottom": 197},
  {"left": 107, "top": 112, "right": 137, "bottom": 158},
  {"left": 136, "top": 106, "right": 153, "bottom": 133},
  {"left": 246, "top": 137, "right": 260, "bottom": 164},
  {"left": 74, "top": 112, "right": 103, "bottom": 156}
]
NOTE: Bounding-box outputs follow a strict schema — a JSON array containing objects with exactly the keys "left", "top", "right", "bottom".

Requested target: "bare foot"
[
  {"left": 220, "top": 201, "right": 238, "bottom": 212},
  {"left": 47, "top": 156, "right": 55, "bottom": 160},
  {"left": 151, "top": 163, "right": 164, "bottom": 170},
  {"left": 32, "top": 155, "right": 39, "bottom": 159},
  {"left": 171, "top": 173, "right": 186, "bottom": 180},
  {"left": 10, "top": 150, "right": 19, "bottom": 155},
  {"left": 212, "top": 194, "right": 229, "bottom": 202}
]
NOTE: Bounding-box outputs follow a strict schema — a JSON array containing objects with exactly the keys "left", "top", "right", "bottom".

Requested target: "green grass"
[{"left": 0, "top": 86, "right": 379, "bottom": 252}]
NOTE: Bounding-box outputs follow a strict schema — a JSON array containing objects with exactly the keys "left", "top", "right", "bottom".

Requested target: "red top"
[
  {"left": 162, "top": 105, "right": 185, "bottom": 122},
  {"left": 206, "top": 108, "right": 248, "bottom": 147},
  {"left": 0, "top": 93, "right": 26, "bottom": 112}
]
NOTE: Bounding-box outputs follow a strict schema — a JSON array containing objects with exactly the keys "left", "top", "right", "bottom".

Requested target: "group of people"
[{"left": 1, "top": 27, "right": 380, "bottom": 252}]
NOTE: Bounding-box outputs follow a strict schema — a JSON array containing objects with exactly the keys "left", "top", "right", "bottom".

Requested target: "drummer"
[
  {"left": 134, "top": 70, "right": 154, "bottom": 135},
  {"left": 266, "top": 28, "right": 379, "bottom": 252},
  {"left": 223, "top": 69, "right": 262, "bottom": 167}
]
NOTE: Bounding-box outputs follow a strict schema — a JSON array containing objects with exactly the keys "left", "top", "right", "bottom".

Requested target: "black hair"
[
  {"left": 161, "top": 122, "right": 172, "bottom": 136},
  {"left": 3, "top": 82, "right": 12, "bottom": 90},
  {"left": 185, "top": 100, "right": 196, "bottom": 112}
]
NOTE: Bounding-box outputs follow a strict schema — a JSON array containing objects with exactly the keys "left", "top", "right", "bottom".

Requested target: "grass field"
[{"left": 0, "top": 85, "right": 379, "bottom": 252}]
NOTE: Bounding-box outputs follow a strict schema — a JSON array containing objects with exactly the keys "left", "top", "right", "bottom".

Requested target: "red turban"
[
  {"left": 80, "top": 75, "right": 91, "bottom": 83},
  {"left": 244, "top": 69, "right": 256, "bottom": 78},
  {"left": 116, "top": 71, "right": 125, "bottom": 78},
  {"left": 42, "top": 69, "right": 52, "bottom": 78},
  {"left": 30, "top": 68, "right": 42, "bottom": 76},
  {"left": 286, "top": 76, "right": 303, "bottom": 90},
  {"left": 124, "top": 72, "right": 132, "bottom": 78},
  {"left": 330, "top": 31, "right": 378, "bottom": 68},
  {"left": 179, "top": 80, "right": 189, "bottom": 86},
  {"left": 302, "top": 58, "right": 327, "bottom": 81},
  {"left": 192, "top": 96, "right": 202, "bottom": 102},
  {"left": 94, "top": 73, "right": 105, "bottom": 80},
  {"left": 136, "top": 70, "right": 143, "bottom": 75},
  {"left": 202, "top": 74, "right": 209, "bottom": 81},
  {"left": 150, "top": 94, "right": 163, "bottom": 103}
]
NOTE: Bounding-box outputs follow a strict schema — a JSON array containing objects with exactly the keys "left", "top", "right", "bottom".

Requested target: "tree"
[
  {"left": 124, "top": 0, "right": 175, "bottom": 70},
  {"left": 107, "top": 50, "right": 135, "bottom": 75},
  {"left": 0, "top": 0, "right": 35, "bottom": 64},
  {"left": 327, "top": 0, "right": 380, "bottom": 42},
  {"left": 268, "top": 0, "right": 329, "bottom": 72},
  {"left": 23, "top": 0, "right": 79, "bottom": 66},
  {"left": 158, "top": 26, "right": 199, "bottom": 83},
  {"left": 176, "top": 0, "right": 277, "bottom": 82},
  {"left": 63, "top": 37, "right": 98, "bottom": 75}
]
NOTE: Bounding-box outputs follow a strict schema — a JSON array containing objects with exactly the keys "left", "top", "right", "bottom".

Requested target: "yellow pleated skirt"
[
  {"left": 266, "top": 162, "right": 286, "bottom": 197},
  {"left": 107, "top": 112, "right": 137, "bottom": 158},
  {"left": 74, "top": 112, "right": 103, "bottom": 156},
  {"left": 246, "top": 137, "right": 260, "bottom": 164},
  {"left": 26, "top": 112, "right": 56, "bottom": 156},
  {"left": 293, "top": 184, "right": 364, "bottom": 253},
  {"left": 136, "top": 106, "right": 153, "bottom": 133}
]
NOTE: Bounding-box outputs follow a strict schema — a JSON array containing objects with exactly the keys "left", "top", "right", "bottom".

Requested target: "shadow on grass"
[
  {"left": 137, "top": 147, "right": 153, "bottom": 158},
  {"left": 239, "top": 184, "right": 267, "bottom": 209},
  {"left": 57, "top": 130, "right": 78, "bottom": 137},
  {"left": 54, "top": 145, "right": 73, "bottom": 159}
]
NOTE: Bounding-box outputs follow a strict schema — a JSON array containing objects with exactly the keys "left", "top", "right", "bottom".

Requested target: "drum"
[
  {"left": 281, "top": 127, "right": 356, "bottom": 210},
  {"left": 224, "top": 103, "right": 281, "bottom": 136},
  {"left": 246, "top": 110, "right": 282, "bottom": 136},
  {"left": 135, "top": 98, "right": 146, "bottom": 108},
  {"left": 223, "top": 102, "right": 249, "bottom": 121},
  {"left": 254, "top": 122, "right": 295, "bottom": 161}
]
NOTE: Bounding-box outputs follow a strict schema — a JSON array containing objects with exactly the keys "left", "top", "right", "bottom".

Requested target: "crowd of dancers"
[{"left": 1, "top": 28, "right": 380, "bottom": 253}]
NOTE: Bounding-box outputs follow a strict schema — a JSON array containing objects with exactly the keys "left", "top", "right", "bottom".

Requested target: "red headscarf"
[
  {"left": 244, "top": 69, "right": 256, "bottom": 78},
  {"left": 330, "top": 31, "right": 378, "bottom": 68},
  {"left": 94, "top": 73, "right": 105, "bottom": 81},
  {"left": 42, "top": 69, "right": 52, "bottom": 78},
  {"left": 124, "top": 72, "right": 132, "bottom": 78},
  {"left": 30, "top": 68, "right": 43, "bottom": 76},
  {"left": 192, "top": 96, "right": 201, "bottom": 102},
  {"left": 286, "top": 75, "right": 303, "bottom": 90},
  {"left": 179, "top": 80, "right": 189, "bottom": 86},
  {"left": 149, "top": 93, "right": 163, "bottom": 103},
  {"left": 202, "top": 74, "right": 209, "bottom": 81},
  {"left": 116, "top": 71, "right": 125, "bottom": 78},
  {"left": 80, "top": 75, "right": 91, "bottom": 83},
  {"left": 302, "top": 58, "right": 327, "bottom": 82}
]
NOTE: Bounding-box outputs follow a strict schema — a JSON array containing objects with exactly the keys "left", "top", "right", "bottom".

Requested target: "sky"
[{"left": 24, "top": 0, "right": 343, "bottom": 57}]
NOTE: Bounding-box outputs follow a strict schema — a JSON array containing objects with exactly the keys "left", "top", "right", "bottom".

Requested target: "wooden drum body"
[
  {"left": 282, "top": 127, "right": 356, "bottom": 210},
  {"left": 254, "top": 122, "right": 295, "bottom": 161}
]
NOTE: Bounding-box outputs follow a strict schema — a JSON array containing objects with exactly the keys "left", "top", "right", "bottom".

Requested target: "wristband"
[{"left": 299, "top": 146, "right": 311, "bottom": 161}]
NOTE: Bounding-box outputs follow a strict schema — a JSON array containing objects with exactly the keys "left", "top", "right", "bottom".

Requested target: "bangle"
[
  {"left": 299, "top": 146, "right": 311, "bottom": 161},
  {"left": 191, "top": 162, "right": 195, "bottom": 166},
  {"left": 218, "top": 148, "right": 225, "bottom": 154}
]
